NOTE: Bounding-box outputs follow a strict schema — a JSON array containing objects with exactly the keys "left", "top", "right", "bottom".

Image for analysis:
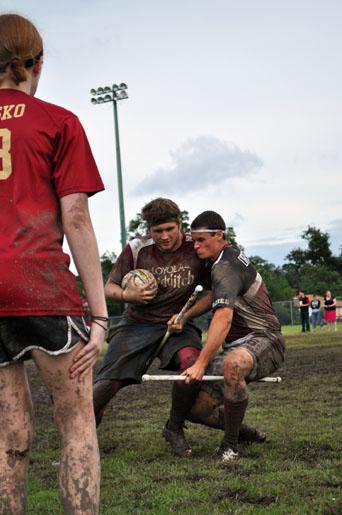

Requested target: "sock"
[
  {"left": 93, "top": 379, "right": 122, "bottom": 427},
  {"left": 222, "top": 398, "right": 249, "bottom": 450},
  {"left": 168, "top": 382, "right": 201, "bottom": 430}
]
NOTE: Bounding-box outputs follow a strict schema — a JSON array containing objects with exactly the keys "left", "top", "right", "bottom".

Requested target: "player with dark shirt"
[
  {"left": 170, "top": 211, "right": 285, "bottom": 462},
  {"left": 93, "top": 198, "right": 212, "bottom": 457},
  {"left": 298, "top": 291, "right": 310, "bottom": 332}
]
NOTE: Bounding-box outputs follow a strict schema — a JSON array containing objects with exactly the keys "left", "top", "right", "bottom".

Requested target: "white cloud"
[{"left": 131, "top": 136, "right": 263, "bottom": 195}]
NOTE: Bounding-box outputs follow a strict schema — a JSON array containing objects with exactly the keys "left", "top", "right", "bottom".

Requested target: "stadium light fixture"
[{"left": 90, "top": 83, "right": 129, "bottom": 249}]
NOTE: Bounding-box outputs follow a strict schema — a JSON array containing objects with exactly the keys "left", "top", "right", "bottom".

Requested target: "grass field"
[{"left": 26, "top": 328, "right": 342, "bottom": 514}]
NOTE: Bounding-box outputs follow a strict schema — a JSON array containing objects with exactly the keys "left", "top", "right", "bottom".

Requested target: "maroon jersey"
[
  {"left": 109, "top": 234, "right": 210, "bottom": 324},
  {"left": 0, "top": 89, "right": 104, "bottom": 316},
  {"left": 211, "top": 246, "right": 281, "bottom": 343}
]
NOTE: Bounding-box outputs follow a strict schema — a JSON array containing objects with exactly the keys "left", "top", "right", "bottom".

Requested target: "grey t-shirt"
[{"left": 211, "top": 246, "right": 281, "bottom": 343}]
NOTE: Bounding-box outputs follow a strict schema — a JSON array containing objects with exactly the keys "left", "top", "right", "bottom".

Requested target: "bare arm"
[
  {"left": 60, "top": 193, "right": 107, "bottom": 380},
  {"left": 105, "top": 277, "right": 157, "bottom": 304},
  {"left": 167, "top": 290, "right": 213, "bottom": 332},
  {"left": 183, "top": 307, "right": 233, "bottom": 383}
]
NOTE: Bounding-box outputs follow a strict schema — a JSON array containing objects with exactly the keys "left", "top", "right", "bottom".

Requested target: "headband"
[
  {"left": 148, "top": 217, "right": 180, "bottom": 226},
  {"left": 191, "top": 229, "right": 224, "bottom": 233}
]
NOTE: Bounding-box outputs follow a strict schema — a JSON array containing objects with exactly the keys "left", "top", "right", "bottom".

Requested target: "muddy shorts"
[
  {"left": 0, "top": 316, "right": 89, "bottom": 368},
  {"left": 95, "top": 318, "right": 202, "bottom": 383},
  {"left": 201, "top": 331, "right": 285, "bottom": 405}
]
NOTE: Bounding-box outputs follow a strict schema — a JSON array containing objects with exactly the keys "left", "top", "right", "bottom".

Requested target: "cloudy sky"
[{"left": 6, "top": 0, "right": 342, "bottom": 264}]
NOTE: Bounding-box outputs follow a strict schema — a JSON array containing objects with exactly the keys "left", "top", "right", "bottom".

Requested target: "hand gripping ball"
[{"left": 121, "top": 269, "right": 158, "bottom": 291}]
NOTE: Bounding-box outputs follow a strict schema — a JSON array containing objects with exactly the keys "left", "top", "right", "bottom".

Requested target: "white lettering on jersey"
[{"left": 237, "top": 251, "right": 250, "bottom": 267}]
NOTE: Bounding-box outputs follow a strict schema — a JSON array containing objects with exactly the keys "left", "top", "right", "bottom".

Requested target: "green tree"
[
  {"left": 76, "top": 251, "right": 124, "bottom": 316},
  {"left": 100, "top": 251, "right": 124, "bottom": 316},
  {"left": 249, "top": 256, "right": 294, "bottom": 301},
  {"left": 226, "top": 226, "right": 243, "bottom": 250},
  {"left": 286, "top": 226, "right": 333, "bottom": 267},
  {"left": 127, "top": 212, "right": 146, "bottom": 239},
  {"left": 180, "top": 210, "right": 190, "bottom": 233},
  {"left": 283, "top": 225, "right": 342, "bottom": 296}
]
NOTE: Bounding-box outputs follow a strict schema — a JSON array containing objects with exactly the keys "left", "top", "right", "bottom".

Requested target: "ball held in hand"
[{"left": 121, "top": 269, "right": 158, "bottom": 291}]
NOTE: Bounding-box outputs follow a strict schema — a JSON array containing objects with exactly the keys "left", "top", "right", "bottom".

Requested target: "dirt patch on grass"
[{"left": 25, "top": 339, "right": 342, "bottom": 426}]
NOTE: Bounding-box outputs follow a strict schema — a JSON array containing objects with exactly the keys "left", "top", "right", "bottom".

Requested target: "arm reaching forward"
[{"left": 182, "top": 307, "right": 233, "bottom": 383}]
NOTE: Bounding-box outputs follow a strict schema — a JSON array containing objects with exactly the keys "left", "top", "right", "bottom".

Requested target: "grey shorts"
[
  {"left": 201, "top": 330, "right": 285, "bottom": 405},
  {"left": 0, "top": 316, "right": 89, "bottom": 368},
  {"left": 95, "top": 317, "right": 202, "bottom": 383}
]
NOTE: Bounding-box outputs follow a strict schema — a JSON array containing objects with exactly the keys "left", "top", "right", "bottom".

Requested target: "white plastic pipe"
[{"left": 142, "top": 374, "right": 282, "bottom": 383}]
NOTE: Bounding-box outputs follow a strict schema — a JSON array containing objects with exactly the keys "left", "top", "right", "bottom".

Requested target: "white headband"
[{"left": 191, "top": 229, "right": 224, "bottom": 233}]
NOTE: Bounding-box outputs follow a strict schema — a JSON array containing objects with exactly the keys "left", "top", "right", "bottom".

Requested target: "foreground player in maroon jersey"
[
  {"left": 0, "top": 14, "right": 107, "bottom": 514},
  {"left": 94, "top": 198, "right": 213, "bottom": 457},
  {"left": 170, "top": 211, "right": 285, "bottom": 462}
]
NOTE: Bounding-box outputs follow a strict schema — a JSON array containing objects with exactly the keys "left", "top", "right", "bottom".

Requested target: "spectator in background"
[
  {"left": 324, "top": 291, "right": 337, "bottom": 331},
  {"left": 298, "top": 291, "right": 310, "bottom": 332},
  {"left": 310, "top": 294, "right": 322, "bottom": 333}
]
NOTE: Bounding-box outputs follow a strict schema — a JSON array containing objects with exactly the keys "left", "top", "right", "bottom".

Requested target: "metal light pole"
[{"left": 90, "top": 83, "right": 128, "bottom": 249}]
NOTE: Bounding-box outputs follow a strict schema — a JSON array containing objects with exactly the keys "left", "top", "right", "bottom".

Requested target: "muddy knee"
[
  {"left": 224, "top": 350, "right": 253, "bottom": 384},
  {"left": 224, "top": 351, "right": 253, "bottom": 401}
]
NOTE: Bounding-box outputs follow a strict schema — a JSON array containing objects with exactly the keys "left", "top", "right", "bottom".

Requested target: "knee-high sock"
[
  {"left": 169, "top": 381, "right": 202, "bottom": 429},
  {"left": 222, "top": 398, "right": 248, "bottom": 450},
  {"left": 93, "top": 379, "right": 122, "bottom": 427},
  {"left": 168, "top": 346, "right": 201, "bottom": 430}
]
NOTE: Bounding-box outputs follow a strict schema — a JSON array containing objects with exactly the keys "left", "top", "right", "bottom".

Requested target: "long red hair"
[{"left": 0, "top": 14, "right": 43, "bottom": 85}]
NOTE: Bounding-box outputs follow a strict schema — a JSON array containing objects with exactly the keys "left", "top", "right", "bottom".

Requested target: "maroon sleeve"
[
  {"left": 109, "top": 245, "right": 135, "bottom": 285},
  {"left": 52, "top": 115, "right": 104, "bottom": 198}
]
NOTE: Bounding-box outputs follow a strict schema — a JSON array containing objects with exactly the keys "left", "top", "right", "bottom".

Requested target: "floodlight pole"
[
  {"left": 90, "top": 83, "right": 128, "bottom": 249},
  {"left": 112, "top": 95, "right": 126, "bottom": 249}
]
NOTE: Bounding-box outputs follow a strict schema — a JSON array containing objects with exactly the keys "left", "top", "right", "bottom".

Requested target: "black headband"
[{"left": 148, "top": 216, "right": 181, "bottom": 227}]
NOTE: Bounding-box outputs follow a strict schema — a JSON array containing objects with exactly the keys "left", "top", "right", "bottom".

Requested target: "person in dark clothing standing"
[{"left": 298, "top": 292, "right": 310, "bottom": 332}]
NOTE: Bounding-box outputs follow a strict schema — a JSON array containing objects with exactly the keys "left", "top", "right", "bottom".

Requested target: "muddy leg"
[
  {"left": 32, "top": 344, "right": 99, "bottom": 515},
  {"left": 0, "top": 362, "right": 33, "bottom": 515},
  {"left": 187, "top": 390, "right": 224, "bottom": 429}
]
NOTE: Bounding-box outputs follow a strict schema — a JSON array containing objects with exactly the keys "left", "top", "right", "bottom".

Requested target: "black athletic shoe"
[
  {"left": 238, "top": 424, "right": 266, "bottom": 444},
  {"left": 162, "top": 421, "right": 192, "bottom": 457}
]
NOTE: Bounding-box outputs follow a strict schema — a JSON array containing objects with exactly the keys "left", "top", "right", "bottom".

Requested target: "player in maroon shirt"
[
  {"left": 169, "top": 211, "right": 285, "bottom": 462},
  {"left": 93, "top": 198, "right": 212, "bottom": 457},
  {"left": 0, "top": 14, "right": 106, "bottom": 513}
]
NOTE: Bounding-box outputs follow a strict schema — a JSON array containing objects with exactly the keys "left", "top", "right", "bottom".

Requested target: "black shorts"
[
  {"left": 201, "top": 331, "right": 285, "bottom": 405},
  {"left": 0, "top": 316, "right": 89, "bottom": 367},
  {"left": 95, "top": 317, "right": 202, "bottom": 383}
]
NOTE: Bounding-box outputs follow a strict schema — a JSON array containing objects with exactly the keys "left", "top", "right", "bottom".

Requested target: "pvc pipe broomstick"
[
  {"left": 160, "top": 284, "right": 204, "bottom": 346},
  {"left": 146, "top": 284, "right": 204, "bottom": 367},
  {"left": 142, "top": 374, "right": 282, "bottom": 383}
]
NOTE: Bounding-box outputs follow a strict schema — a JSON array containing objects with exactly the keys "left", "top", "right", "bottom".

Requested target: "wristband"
[
  {"left": 91, "top": 320, "right": 107, "bottom": 331},
  {"left": 91, "top": 315, "right": 109, "bottom": 322}
]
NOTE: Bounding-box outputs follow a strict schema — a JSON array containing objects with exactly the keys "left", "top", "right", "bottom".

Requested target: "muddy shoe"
[
  {"left": 213, "top": 444, "right": 239, "bottom": 462},
  {"left": 239, "top": 424, "right": 266, "bottom": 444},
  {"left": 162, "top": 421, "right": 192, "bottom": 457}
]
